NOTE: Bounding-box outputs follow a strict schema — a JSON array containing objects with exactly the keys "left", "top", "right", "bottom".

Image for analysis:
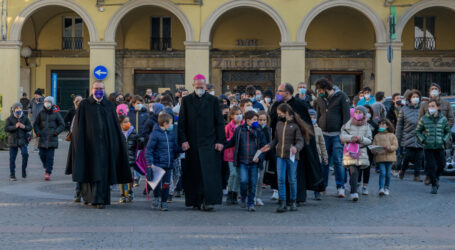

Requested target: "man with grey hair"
[
  {"left": 178, "top": 74, "right": 226, "bottom": 211},
  {"left": 295, "top": 82, "right": 312, "bottom": 106},
  {"left": 66, "top": 81, "right": 131, "bottom": 209}
]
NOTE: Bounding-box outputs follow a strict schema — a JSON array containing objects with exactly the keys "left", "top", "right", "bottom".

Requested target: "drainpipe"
[{"left": 0, "top": 0, "right": 7, "bottom": 40}]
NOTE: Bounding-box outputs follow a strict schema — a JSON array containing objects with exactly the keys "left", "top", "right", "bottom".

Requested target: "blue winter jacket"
[
  {"left": 145, "top": 126, "right": 181, "bottom": 169},
  {"left": 127, "top": 107, "right": 149, "bottom": 139}
]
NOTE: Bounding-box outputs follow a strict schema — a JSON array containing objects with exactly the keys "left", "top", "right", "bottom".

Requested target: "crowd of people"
[{"left": 4, "top": 74, "right": 453, "bottom": 211}]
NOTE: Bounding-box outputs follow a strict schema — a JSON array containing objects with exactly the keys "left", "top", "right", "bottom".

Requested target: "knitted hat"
[
  {"left": 12, "top": 102, "right": 23, "bottom": 111},
  {"left": 355, "top": 105, "right": 367, "bottom": 115},
  {"left": 44, "top": 96, "right": 55, "bottom": 105},
  {"left": 152, "top": 103, "right": 165, "bottom": 114},
  {"left": 308, "top": 109, "right": 317, "bottom": 117},
  {"left": 116, "top": 104, "right": 128, "bottom": 116},
  {"left": 34, "top": 88, "right": 43, "bottom": 95},
  {"left": 430, "top": 82, "right": 441, "bottom": 90}
]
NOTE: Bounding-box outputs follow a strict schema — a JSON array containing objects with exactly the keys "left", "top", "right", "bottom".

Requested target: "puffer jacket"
[
  {"left": 224, "top": 120, "right": 242, "bottom": 162},
  {"left": 314, "top": 124, "right": 328, "bottom": 162},
  {"left": 419, "top": 98, "right": 454, "bottom": 127},
  {"left": 396, "top": 104, "right": 422, "bottom": 148},
  {"left": 128, "top": 107, "right": 149, "bottom": 139},
  {"left": 270, "top": 120, "right": 304, "bottom": 160},
  {"left": 340, "top": 119, "right": 372, "bottom": 168},
  {"left": 416, "top": 112, "right": 451, "bottom": 150},
  {"left": 314, "top": 90, "right": 351, "bottom": 133},
  {"left": 373, "top": 132, "right": 399, "bottom": 163},
  {"left": 145, "top": 125, "right": 181, "bottom": 169},
  {"left": 123, "top": 126, "right": 138, "bottom": 168},
  {"left": 33, "top": 105, "right": 65, "bottom": 149},
  {"left": 4, "top": 114, "right": 32, "bottom": 147}
]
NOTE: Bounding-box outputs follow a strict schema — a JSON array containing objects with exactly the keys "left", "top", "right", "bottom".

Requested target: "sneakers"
[
  {"left": 222, "top": 189, "right": 228, "bottom": 196},
  {"left": 314, "top": 192, "right": 322, "bottom": 200},
  {"left": 133, "top": 179, "right": 140, "bottom": 187},
  {"left": 431, "top": 186, "right": 438, "bottom": 194},
  {"left": 413, "top": 176, "right": 423, "bottom": 182},
  {"left": 337, "top": 188, "right": 345, "bottom": 198},
  {"left": 160, "top": 202, "right": 169, "bottom": 211},
  {"left": 119, "top": 196, "right": 127, "bottom": 203},
  {"left": 384, "top": 188, "right": 390, "bottom": 196},
  {"left": 127, "top": 194, "right": 134, "bottom": 203},
  {"left": 9, "top": 175, "right": 17, "bottom": 181},
  {"left": 271, "top": 190, "right": 279, "bottom": 200},
  {"left": 255, "top": 198, "right": 264, "bottom": 206},
  {"left": 152, "top": 198, "right": 160, "bottom": 209},
  {"left": 73, "top": 196, "right": 81, "bottom": 203},
  {"left": 44, "top": 173, "right": 50, "bottom": 181},
  {"left": 379, "top": 188, "right": 385, "bottom": 196},
  {"left": 361, "top": 186, "right": 369, "bottom": 195},
  {"left": 350, "top": 193, "right": 359, "bottom": 202},
  {"left": 248, "top": 205, "right": 256, "bottom": 212}
]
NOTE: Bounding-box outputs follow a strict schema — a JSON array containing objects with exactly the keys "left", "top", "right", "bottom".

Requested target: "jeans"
[
  {"left": 424, "top": 149, "right": 445, "bottom": 187},
  {"left": 239, "top": 163, "right": 258, "bottom": 206},
  {"left": 9, "top": 145, "right": 29, "bottom": 176},
  {"left": 401, "top": 147, "right": 423, "bottom": 177},
  {"left": 378, "top": 162, "right": 392, "bottom": 189},
  {"left": 38, "top": 148, "right": 55, "bottom": 174},
  {"left": 276, "top": 157, "right": 298, "bottom": 201},
  {"left": 153, "top": 169, "right": 172, "bottom": 202},
  {"left": 227, "top": 162, "right": 240, "bottom": 193},
  {"left": 323, "top": 135, "right": 345, "bottom": 189}
]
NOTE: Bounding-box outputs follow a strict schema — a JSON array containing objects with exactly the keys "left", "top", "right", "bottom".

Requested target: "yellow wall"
[
  {"left": 402, "top": 7, "right": 455, "bottom": 51},
  {"left": 306, "top": 7, "right": 375, "bottom": 50},
  {"left": 116, "top": 7, "right": 185, "bottom": 50},
  {"left": 211, "top": 7, "right": 280, "bottom": 50}
]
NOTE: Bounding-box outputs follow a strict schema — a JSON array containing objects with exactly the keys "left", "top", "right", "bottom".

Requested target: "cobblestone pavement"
[{"left": 0, "top": 138, "right": 454, "bottom": 249}]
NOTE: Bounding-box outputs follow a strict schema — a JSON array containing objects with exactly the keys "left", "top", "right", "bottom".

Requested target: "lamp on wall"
[{"left": 20, "top": 46, "right": 32, "bottom": 67}]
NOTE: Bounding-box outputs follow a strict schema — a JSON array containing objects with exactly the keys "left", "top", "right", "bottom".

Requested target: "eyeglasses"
[{"left": 93, "top": 88, "right": 105, "bottom": 91}]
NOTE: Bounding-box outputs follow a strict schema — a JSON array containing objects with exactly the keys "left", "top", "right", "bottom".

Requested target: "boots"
[
  {"left": 232, "top": 192, "right": 239, "bottom": 205},
  {"left": 290, "top": 200, "right": 298, "bottom": 211},
  {"left": 276, "top": 199, "right": 287, "bottom": 213}
]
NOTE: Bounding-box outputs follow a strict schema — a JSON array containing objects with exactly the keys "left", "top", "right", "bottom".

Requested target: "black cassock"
[
  {"left": 178, "top": 92, "right": 226, "bottom": 207},
  {"left": 269, "top": 97, "right": 324, "bottom": 203},
  {"left": 65, "top": 96, "right": 131, "bottom": 205}
]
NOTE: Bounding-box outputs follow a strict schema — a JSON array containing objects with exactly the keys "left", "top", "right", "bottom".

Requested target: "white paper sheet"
[
  {"left": 146, "top": 165, "right": 166, "bottom": 190},
  {"left": 368, "top": 145, "right": 386, "bottom": 154},
  {"left": 253, "top": 150, "right": 262, "bottom": 162},
  {"left": 290, "top": 148, "right": 296, "bottom": 163}
]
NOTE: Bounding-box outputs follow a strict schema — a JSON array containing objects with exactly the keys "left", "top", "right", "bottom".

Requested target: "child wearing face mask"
[
  {"left": 5, "top": 103, "right": 32, "bottom": 181},
  {"left": 224, "top": 106, "right": 243, "bottom": 205},
  {"left": 372, "top": 119, "right": 398, "bottom": 196},
  {"left": 225, "top": 111, "right": 267, "bottom": 212},
  {"left": 145, "top": 113, "right": 182, "bottom": 211},
  {"left": 340, "top": 106, "right": 372, "bottom": 202},
  {"left": 118, "top": 115, "right": 138, "bottom": 203},
  {"left": 255, "top": 111, "right": 272, "bottom": 206},
  {"left": 357, "top": 105, "right": 378, "bottom": 195},
  {"left": 308, "top": 109, "right": 328, "bottom": 200}
]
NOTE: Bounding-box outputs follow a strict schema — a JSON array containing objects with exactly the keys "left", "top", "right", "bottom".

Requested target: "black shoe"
[
  {"left": 290, "top": 200, "right": 298, "bottom": 211},
  {"left": 399, "top": 171, "right": 405, "bottom": 180},
  {"left": 431, "top": 186, "right": 438, "bottom": 194},
  {"left": 276, "top": 200, "right": 287, "bottom": 213},
  {"left": 226, "top": 191, "right": 233, "bottom": 205},
  {"left": 94, "top": 204, "right": 106, "bottom": 209},
  {"left": 22, "top": 169, "right": 27, "bottom": 178},
  {"left": 202, "top": 203, "right": 214, "bottom": 211},
  {"left": 232, "top": 192, "right": 239, "bottom": 205},
  {"left": 9, "top": 175, "right": 17, "bottom": 181}
]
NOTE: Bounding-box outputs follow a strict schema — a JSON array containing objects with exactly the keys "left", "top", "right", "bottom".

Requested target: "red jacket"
[{"left": 224, "top": 120, "right": 242, "bottom": 162}]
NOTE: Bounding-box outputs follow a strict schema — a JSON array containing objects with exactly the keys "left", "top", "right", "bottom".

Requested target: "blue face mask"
[
  {"left": 166, "top": 124, "right": 174, "bottom": 132},
  {"left": 251, "top": 121, "right": 259, "bottom": 129},
  {"left": 94, "top": 90, "right": 104, "bottom": 99},
  {"left": 378, "top": 127, "right": 386, "bottom": 132},
  {"left": 256, "top": 95, "right": 261, "bottom": 100},
  {"left": 311, "top": 119, "right": 317, "bottom": 125},
  {"left": 15, "top": 110, "right": 23, "bottom": 117},
  {"left": 250, "top": 98, "right": 256, "bottom": 103},
  {"left": 260, "top": 124, "right": 266, "bottom": 129},
  {"left": 299, "top": 88, "right": 306, "bottom": 95}
]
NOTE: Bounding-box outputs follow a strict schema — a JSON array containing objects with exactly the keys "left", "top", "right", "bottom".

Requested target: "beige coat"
[
  {"left": 314, "top": 124, "right": 328, "bottom": 163},
  {"left": 372, "top": 132, "right": 399, "bottom": 163},
  {"left": 340, "top": 119, "right": 372, "bottom": 168}
]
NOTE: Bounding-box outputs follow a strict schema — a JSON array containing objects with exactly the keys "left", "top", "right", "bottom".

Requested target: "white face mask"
[
  {"left": 411, "top": 97, "right": 420, "bottom": 105},
  {"left": 135, "top": 104, "right": 143, "bottom": 111},
  {"left": 429, "top": 108, "right": 437, "bottom": 115},
  {"left": 265, "top": 97, "right": 271, "bottom": 104},
  {"left": 431, "top": 89, "right": 439, "bottom": 97},
  {"left": 195, "top": 89, "right": 205, "bottom": 97},
  {"left": 44, "top": 102, "right": 52, "bottom": 109},
  {"left": 366, "top": 113, "right": 372, "bottom": 120},
  {"left": 234, "top": 114, "right": 243, "bottom": 122},
  {"left": 364, "top": 94, "right": 370, "bottom": 100},
  {"left": 245, "top": 106, "right": 255, "bottom": 112},
  {"left": 209, "top": 91, "right": 215, "bottom": 96}
]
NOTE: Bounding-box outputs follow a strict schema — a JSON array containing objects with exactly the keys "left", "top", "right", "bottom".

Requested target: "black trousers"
[
  {"left": 424, "top": 149, "right": 445, "bottom": 186},
  {"left": 401, "top": 147, "right": 423, "bottom": 177}
]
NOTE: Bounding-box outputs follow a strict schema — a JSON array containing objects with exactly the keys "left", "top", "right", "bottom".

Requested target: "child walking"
[
  {"left": 224, "top": 106, "right": 243, "bottom": 205},
  {"left": 33, "top": 96, "right": 65, "bottom": 181},
  {"left": 225, "top": 111, "right": 266, "bottom": 211},
  {"left": 416, "top": 99, "right": 451, "bottom": 194},
  {"left": 145, "top": 113, "right": 181, "bottom": 211},
  {"left": 309, "top": 109, "right": 328, "bottom": 200},
  {"left": 5, "top": 103, "right": 32, "bottom": 180},
  {"left": 255, "top": 110, "right": 272, "bottom": 206},
  {"left": 340, "top": 106, "right": 372, "bottom": 202},
  {"left": 372, "top": 119, "right": 398, "bottom": 196},
  {"left": 119, "top": 115, "right": 138, "bottom": 203}
]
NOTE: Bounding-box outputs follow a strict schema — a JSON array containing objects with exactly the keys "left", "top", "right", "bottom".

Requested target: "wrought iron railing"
[
  {"left": 62, "top": 37, "right": 83, "bottom": 50},
  {"left": 414, "top": 37, "right": 436, "bottom": 51},
  {"left": 150, "top": 37, "right": 172, "bottom": 51}
]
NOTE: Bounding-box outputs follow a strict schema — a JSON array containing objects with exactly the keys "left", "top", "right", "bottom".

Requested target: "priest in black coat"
[
  {"left": 66, "top": 81, "right": 132, "bottom": 209},
  {"left": 269, "top": 83, "right": 324, "bottom": 204},
  {"left": 178, "top": 74, "right": 226, "bottom": 211}
]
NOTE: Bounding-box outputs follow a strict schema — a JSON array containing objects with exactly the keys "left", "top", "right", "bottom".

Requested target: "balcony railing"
[
  {"left": 62, "top": 37, "right": 83, "bottom": 50},
  {"left": 414, "top": 37, "right": 436, "bottom": 51},
  {"left": 150, "top": 37, "right": 172, "bottom": 51}
]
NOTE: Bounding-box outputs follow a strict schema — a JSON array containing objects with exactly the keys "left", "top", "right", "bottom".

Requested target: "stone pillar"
[
  {"left": 0, "top": 41, "right": 21, "bottom": 120},
  {"left": 89, "top": 42, "right": 116, "bottom": 95},
  {"left": 280, "top": 42, "right": 307, "bottom": 89},
  {"left": 375, "top": 42, "right": 402, "bottom": 96},
  {"left": 184, "top": 41, "right": 211, "bottom": 92}
]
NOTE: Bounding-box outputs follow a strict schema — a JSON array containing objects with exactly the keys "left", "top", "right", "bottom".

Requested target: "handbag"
[
  {"left": 344, "top": 142, "right": 361, "bottom": 159},
  {"left": 65, "top": 131, "right": 72, "bottom": 142}
]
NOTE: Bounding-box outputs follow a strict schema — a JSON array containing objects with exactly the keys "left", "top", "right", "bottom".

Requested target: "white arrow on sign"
[{"left": 95, "top": 69, "right": 107, "bottom": 77}]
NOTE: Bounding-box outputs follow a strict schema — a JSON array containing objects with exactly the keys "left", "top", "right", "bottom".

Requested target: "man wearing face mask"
[
  {"left": 144, "top": 89, "right": 153, "bottom": 104},
  {"left": 269, "top": 82, "right": 325, "bottom": 204},
  {"left": 207, "top": 84, "right": 216, "bottom": 96},
  {"left": 295, "top": 82, "right": 312, "bottom": 106},
  {"left": 313, "top": 79, "right": 351, "bottom": 198},
  {"left": 66, "top": 81, "right": 132, "bottom": 209},
  {"left": 5, "top": 103, "right": 32, "bottom": 180},
  {"left": 245, "top": 85, "right": 264, "bottom": 111},
  {"left": 34, "top": 96, "right": 65, "bottom": 181},
  {"left": 178, "top": 74, "right": 226, "bottom": 211},
  {"left": 28, "top": 89, "right": 44, "bottom": 152}
]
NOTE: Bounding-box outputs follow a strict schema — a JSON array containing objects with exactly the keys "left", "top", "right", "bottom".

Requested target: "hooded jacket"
[
  {"left": 33, "top": 105, "right": 65, "bottom": 149},
  {"left": 314, "top": 90, "right": 351, "bottom": 133}
]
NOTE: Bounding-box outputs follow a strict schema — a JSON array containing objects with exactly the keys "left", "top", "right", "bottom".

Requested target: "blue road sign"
[
  {"left": 52, "top": 73, "right": 57, "bottom": 103},
  {"left": 93, "top": 65, "right": 108, "bottom": 80}
]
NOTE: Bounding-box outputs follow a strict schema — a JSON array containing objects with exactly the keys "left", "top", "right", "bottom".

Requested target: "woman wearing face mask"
[
  {"left": 5, "top": 102, "right": 32, "bottom": 181},
  {"left": 396, "top": 90, "right": 424, "bottom": 182},
  {"left": 224, "top": 106, "right": 243, "bottom": 205}
]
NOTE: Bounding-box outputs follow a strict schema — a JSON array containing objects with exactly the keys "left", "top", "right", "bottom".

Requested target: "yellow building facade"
[{"left": 1, "top": 0, "right": 455, "bottom": 118}]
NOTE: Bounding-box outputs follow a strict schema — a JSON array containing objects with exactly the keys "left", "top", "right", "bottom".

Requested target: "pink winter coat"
[{"left": 223, "top": 120, "right": 242, "bottom": 162}]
